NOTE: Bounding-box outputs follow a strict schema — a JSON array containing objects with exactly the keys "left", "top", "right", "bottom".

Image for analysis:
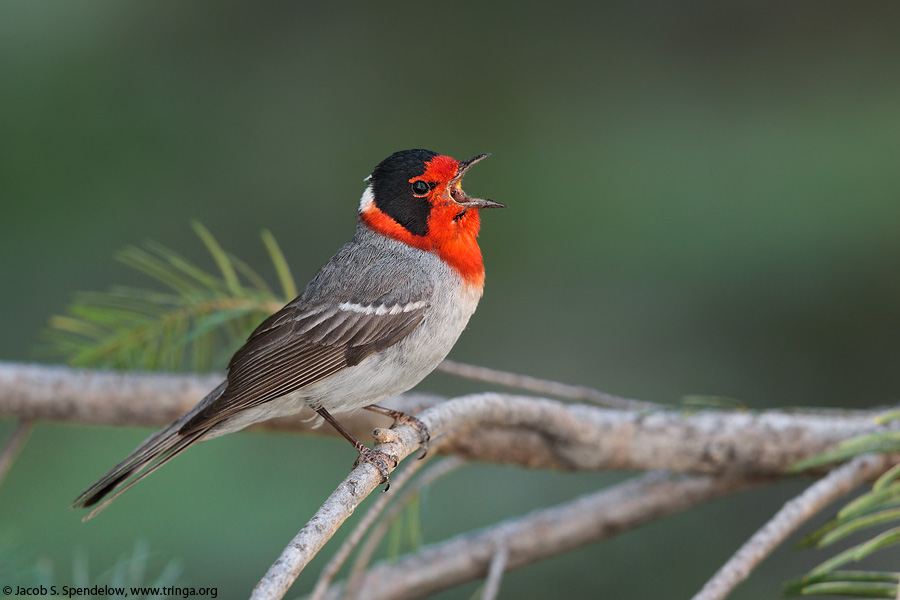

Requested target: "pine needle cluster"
[
  {"left": 46, "top": 222, "right": 297, "bottom": 372},
  {"left": 787, "top": 414, "right": 900, "bottom": 598}
]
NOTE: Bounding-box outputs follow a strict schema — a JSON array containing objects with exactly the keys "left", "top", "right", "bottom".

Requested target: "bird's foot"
[
  {"left": 396, "top": 413, "right": 431, "bottom": 458},
  {"left": 354, "top": 446, "right": 398, "bottom": 491},
  {"left": 364, "top": 405, "right": 431, "bottom": 458}
]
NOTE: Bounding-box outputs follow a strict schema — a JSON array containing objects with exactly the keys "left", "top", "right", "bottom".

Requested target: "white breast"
[{"left": 309, "top": 271, "right": 481, "bottom": 414}]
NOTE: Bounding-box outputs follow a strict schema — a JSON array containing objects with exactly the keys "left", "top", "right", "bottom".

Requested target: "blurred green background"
[{"left": 3, "top": 1, "right": 900, "bottom": 597}]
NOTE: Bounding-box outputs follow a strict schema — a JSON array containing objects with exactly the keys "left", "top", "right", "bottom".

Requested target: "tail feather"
[
  {"left": 72, "top": 381, "right": 227, "bottom": 519},
  {"left": 73, "top": 427, "right": 207, "bottom": 520}
]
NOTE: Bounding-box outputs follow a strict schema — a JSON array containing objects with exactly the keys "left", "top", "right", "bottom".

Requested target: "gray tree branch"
[
  {"left": 481, "top": 544, "right": 509, "bottom": 600},
  {"left": 252, "top": 387, "right": 889, "bottom": 600},
  {"left": 0, "top": 361, "right": 892, "bottom": 476},
  {"left": 1, "top": 360, "right": 895, "bottom": 599},
  {"left": 312, "top": 472, "right": 766, "bottom": 600},
  {"left": 342, "top": 457, "right": 467, "bottom": 599}
]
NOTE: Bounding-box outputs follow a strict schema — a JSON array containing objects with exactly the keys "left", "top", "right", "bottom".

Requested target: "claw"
[
  {"left": 405, "top": 415, "right": 431, "bottom": 459},
  {"left": 354, "top": 446, "right": 397, "bottom": 489}
]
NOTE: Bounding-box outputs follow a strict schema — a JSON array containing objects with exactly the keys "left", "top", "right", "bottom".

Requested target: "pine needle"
[
  {"left": 262, "top": 229, "right": 298, "bottom": 301},
  {"left": 191, "top": 220, "right": 243, "bottom": 296}
]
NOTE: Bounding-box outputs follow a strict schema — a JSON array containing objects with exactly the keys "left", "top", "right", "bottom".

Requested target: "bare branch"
[
  {"left": 315, "top": 472, "right": 765, "bottom": 600},
  {"left": 0, "top": 361, "right": 222, "bottom": 426},
  {"left": 343, "top": 457, "right": 467, "bottom": 598},
  {"left": 482, "top": 545, "right": 509, "bottom": 600},
  {"left": 692, "top": 454, "right": 895, "bottom": 600},
  {"left": 256, "top": 387, "right": 792, "bottom": 600},
  {"left": 4, "top": 361, "right": 892, "bottom": 598},
  {"left": 412, "top": 393, "right": 893, "bottom": 477},
  {"left": 250, "top": 424, "right": 419, "bottom": 600},
  {"left": 1, "top": 362, "right": 892, "bottom": 476},
  {"left": 0, "top": 360, "right": 440, "bottom": 439},
  {"left": 307, "top": 460, "right": 430, "bottom": 600},
  {"left": 436, "top": 359, "right": 658, "bottom": 411},
  {"left": 310, "top": 436, "right": 462, "bottom": 600},
  {"left": 0, "top": 419, "right": 33, "bottom": 487}
]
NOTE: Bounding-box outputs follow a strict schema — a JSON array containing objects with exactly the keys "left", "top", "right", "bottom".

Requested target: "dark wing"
[{"left": 178, "top": 298, "right": 428, "bottom": 435}]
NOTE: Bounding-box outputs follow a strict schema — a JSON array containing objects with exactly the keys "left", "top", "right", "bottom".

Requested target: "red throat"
[{"left": 361, "top": 203, "right": 485, "bottom": 288}]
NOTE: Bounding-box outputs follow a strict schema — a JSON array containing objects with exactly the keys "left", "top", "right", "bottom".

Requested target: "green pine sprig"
[
  {"left": 786, "top": 418, "right": 900, "bottom": 598},
  {"left": 45, "top": 221, "right": 297, "bottom": 372}
]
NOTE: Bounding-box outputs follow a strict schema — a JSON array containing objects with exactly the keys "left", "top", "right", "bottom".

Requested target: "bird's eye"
[{"left": 411, "top": 180, "right": 430, "bottom": 195}]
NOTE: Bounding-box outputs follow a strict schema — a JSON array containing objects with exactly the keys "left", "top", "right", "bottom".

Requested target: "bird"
[{"left": 72, "top": 149, "right": 504, "bottom": 517}]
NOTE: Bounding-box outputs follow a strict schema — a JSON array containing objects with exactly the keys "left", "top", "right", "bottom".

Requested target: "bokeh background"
[{"left": 3, "top": 1, "right": 900, "bottom": 597}]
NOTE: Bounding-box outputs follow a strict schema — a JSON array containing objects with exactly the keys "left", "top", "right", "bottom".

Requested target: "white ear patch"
[{"left": 358, "top": 184, "right": 375, "bottom": 211}]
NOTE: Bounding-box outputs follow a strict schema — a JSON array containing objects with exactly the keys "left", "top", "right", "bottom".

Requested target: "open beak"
[{"left": 450, "top": 153, "right": 506, "bottom": 210}]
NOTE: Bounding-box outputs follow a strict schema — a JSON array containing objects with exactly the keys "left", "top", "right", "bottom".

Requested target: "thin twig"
[
  {"left": 314, "top": 472, "right": 765, "bottom": 600},
  {"left": 307, "top": 464, "right": 427, "bottom": 600},
  {"left": 692, "top": 454, "right": 895, "bottom": 600},
  {"left": 482, "top": 545, "right": 509, "bottom": 600},
  {"left": 437, "top": 359, "right": 658, "bottom": 411},
  {"left": 342, "top": 457, "right": 467, "bottom": 599},
  {"left": 309, "top": 434, "right": 460, "bottom": 600},
  {"left": 250, "top": 423, "right": 424, "bottom": 600},
  {"left": 0, "top": 420, "right": 33, "bottom": 488}
]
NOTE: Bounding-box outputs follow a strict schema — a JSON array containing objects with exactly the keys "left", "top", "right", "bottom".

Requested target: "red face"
[
  {"left": 365, "top": 150, "right": 501, "bottom": 238},
  {"left": 360, "top": 149, "right": 503, "bottom": 286}
]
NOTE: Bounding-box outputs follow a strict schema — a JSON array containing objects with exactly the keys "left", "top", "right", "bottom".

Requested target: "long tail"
[{"left": 71, "top": 381, "right": 227, "bottom": 520}]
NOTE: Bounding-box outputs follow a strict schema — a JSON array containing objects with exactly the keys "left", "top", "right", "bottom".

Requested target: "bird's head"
[
  {"left": 359, "top": 149, "right": 504, "bottom": 286},
  {"left": 361, "top": 149, "right": 504, "bottom": 237}
]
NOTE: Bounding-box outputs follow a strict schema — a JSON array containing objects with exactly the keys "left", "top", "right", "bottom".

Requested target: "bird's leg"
[
  {"left": 316, "top": 407, "right": 395, "bottom": 488},
  {"left": 364, "top": 404, "right": 431, "bottom": 458}
]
